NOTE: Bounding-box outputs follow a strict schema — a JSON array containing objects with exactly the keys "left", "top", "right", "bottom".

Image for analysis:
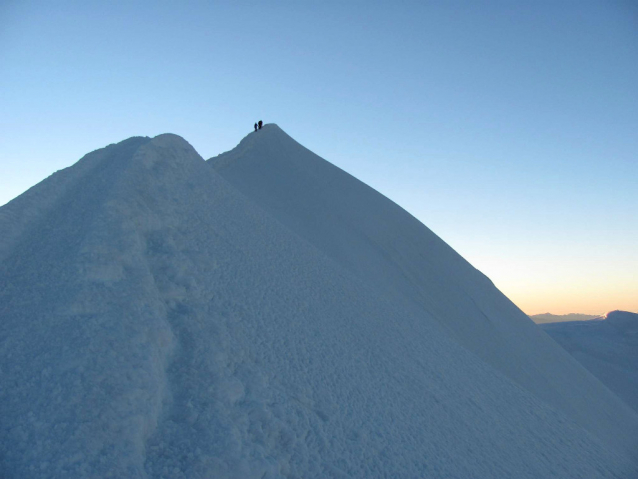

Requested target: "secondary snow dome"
[{"left": 1, "top": 127, "right": 637, "bottom": 478}]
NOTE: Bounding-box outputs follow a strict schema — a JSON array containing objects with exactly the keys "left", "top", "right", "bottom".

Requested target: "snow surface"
[
  {"left": 541, "top": 311, "right": 638, "bottom": 414},
  {"left": 1, "top": 127, "right": 637, "bottom": 478}
]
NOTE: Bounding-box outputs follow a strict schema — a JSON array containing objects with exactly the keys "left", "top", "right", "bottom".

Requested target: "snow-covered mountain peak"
[
  {"left": 132, "top": 133, "right": 203, "bottom": 169},
  {"left": 144, "top": 132, "right": 200, "bottom": 154},
  {"left": 2, "top": 127, "right": 638, "bottom": 478},
  {"left": 211, "top": 123, "right": 308, "bottom": 172}
]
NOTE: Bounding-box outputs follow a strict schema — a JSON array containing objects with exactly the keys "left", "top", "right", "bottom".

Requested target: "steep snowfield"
[
  {"left": 0, "top": 130, "right": 637, "bottom": 478},
  {"left": 541, "top": 311, "right": 638, "bottom": 413}
]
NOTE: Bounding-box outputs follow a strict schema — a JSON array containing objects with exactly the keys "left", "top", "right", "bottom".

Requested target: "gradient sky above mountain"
[{"left": 1, "top": 0, "right": 636, "bottom": 315}]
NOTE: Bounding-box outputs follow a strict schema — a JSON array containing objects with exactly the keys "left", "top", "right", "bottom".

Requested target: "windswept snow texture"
[
  {"left": 1, "top": 128, "right": 637, "bottom": 478},
  {"left": 541, "top": 311, "right": 638, "bottom": 414}
]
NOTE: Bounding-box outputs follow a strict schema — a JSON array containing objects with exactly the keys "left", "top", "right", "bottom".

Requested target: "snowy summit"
[{"left": 1, "top": 125, "right": 637, "bottom": 478}]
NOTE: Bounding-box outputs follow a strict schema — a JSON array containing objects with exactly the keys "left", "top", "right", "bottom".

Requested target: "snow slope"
[
  {"left": 541, "top": 311, "right": 638, "bottom": 413},
  {"left": 1, "top": 129, "right": 637, "bottom": 478}
]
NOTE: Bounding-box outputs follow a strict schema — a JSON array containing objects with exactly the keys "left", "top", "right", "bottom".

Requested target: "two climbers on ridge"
[{"left": 254, "top": 120, "right": 263, "bottom": 132}]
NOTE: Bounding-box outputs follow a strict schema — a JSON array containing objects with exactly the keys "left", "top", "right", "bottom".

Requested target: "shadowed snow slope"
[
  {"left": 541, "top": 311, "right": 638, "bottom": 414},
  {"left": 0, "top": 130, "right": 637, "bottom": 478}
]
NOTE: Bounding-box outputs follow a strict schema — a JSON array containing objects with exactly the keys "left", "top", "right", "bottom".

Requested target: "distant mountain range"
[{"left": 530, "top": 312, "right": 601, "bottom": 323}]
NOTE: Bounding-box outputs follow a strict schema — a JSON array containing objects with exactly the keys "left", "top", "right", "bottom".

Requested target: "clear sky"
[{"left": 1, "top": 0, "right": 636, "bottom": 315}]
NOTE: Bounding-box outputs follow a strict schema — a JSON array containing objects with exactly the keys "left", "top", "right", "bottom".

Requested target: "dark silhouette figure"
[
  {"left": 254, "top": 123, "right": 258, "bottom": 132},
  {"left": 258, "top": 120, "right": 263, "bottom": 129}
]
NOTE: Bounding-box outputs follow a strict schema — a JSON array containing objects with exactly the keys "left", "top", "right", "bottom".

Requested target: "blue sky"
[{"left": 1, "top": 0, "right": 636, "bottom": 314}]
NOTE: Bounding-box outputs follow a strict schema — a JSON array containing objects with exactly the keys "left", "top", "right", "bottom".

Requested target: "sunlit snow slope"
[{"left": 1, "top": 129, "right": 637, "bottom": 478}]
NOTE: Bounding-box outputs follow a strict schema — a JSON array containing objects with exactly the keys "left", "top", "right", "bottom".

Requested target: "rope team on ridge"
[{"left": 254, "top": 120, "right": 263, "bottom": 132}]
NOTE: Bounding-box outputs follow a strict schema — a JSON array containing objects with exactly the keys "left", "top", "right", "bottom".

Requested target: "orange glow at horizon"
[{"left": 464, "top": 249, "right": 638, "bottom": 317}]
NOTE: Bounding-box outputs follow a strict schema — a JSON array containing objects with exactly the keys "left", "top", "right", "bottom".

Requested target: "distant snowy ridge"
[
  {"left": 531, "top": 312, "right": 602, "bottom": 324},
  {"left": 541, "top": 310, "right": 638, "bottom": 413},
  {"left": 604, "top": 309, "right": 638, "bottom": 332},
  {"left": 1, "top": 127, "right": 637, "bottom": 478}
]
